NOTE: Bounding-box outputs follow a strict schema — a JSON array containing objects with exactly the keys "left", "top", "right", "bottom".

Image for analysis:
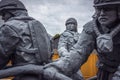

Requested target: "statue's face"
[
  {"left": 66, "top": 23, "right": 77, "bottom": 31},
  {"left": 97, "top": 6, "right": 117, "bottom": 26}
]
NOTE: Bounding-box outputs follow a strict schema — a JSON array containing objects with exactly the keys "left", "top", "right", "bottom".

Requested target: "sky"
[{"left": 1, "top": 0, "right": 95, "bottom": 36}]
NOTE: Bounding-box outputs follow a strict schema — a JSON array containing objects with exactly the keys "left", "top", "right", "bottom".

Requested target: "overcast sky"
[{"left": 1, "top": 0, "right": 95, "bottom": 36}]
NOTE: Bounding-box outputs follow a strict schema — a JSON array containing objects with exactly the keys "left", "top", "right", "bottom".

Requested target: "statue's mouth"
[{"left": 99, "top": 18, "right": 108, "bottom": 22}]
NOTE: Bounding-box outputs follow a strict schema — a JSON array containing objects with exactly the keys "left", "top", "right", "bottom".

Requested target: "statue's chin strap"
[
  {"left": 93, "top": 19, "right": 120, "bottom": 53},
  {"left": 93, "top": 19, "right": 120, "bottom": 37}
]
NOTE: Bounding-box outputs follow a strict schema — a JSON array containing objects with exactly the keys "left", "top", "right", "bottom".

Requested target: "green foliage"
[{"left": 53, "top": 34, "right": 60, "bottom": 40}]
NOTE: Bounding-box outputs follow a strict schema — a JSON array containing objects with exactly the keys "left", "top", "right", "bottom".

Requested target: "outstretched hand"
[{"left": 43, "top": 61, "right": 73, "bottom": 80}]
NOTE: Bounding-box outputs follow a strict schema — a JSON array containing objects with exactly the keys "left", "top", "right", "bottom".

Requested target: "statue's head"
[
  {"left": 0, "top": 0, "right": 27, "bottom": 22},
  {"left": 65, "top": 18, "right": 78, "bottom": 32},
  {"left": 93, "top": 0, "right": 120, "bottom": 27}
]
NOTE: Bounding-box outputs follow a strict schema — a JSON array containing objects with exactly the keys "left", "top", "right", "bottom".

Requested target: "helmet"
[
  {"left": 65, "top": 18, "right": 77, "bottom": 26},
  {"left": 0, "top": 0, "right": 27, "bottom": 12},
  {"left": 65, "top": 18, "right": 78, "bottom": 32},
  {"left": 94, "top": 0, "right": 120, "bottom": 7}
]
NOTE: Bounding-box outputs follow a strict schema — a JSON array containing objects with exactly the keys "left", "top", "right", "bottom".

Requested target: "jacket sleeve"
[
  {"left": 0, "top": 25, "right": 20, "bottom": 69},
  {"left": 58, "top": 32, "right": 70, "bottom": 57}
]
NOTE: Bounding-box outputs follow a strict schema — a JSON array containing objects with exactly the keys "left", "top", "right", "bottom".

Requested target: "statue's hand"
[
  {"left": 97, "top": 34, "right": 113, "bottom": 53},
  {"left": 61, "top": 51, "right": 69, "bottom": 57},
  {"left": 112, "top": 65, "right": 120, "bottom": 80},
  {"left": 43, "top": 62, "right": 72, "bottom": 80},
  {"left": 43, "top": 66, "right": 58, "bottom": 80},
  {"left": 58, "top": 47, "right": 69, "bottom": 57}
]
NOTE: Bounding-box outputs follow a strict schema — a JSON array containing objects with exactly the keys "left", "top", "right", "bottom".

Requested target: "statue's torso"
[
  {"left": 4, "top": 17, "right": 50, "bottom": 66},
  {"left": 66, "top": 31, "right": 80, "bottom": 52}
]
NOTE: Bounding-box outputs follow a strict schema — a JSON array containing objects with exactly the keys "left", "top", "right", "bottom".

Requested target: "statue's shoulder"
[
  {"left": 83, "top": 20, "right": 94, "bottom": 34},
  {"left": 61, "top": 31, "right": 73, "bottom": 37},
  {"left": 4, "top": 19, "right": 25, "bottom": 29}
]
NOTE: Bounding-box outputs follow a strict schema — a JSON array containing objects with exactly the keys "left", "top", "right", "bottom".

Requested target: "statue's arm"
[
  {"left": 58, "top": 32, "right": 70, "bottom": 57},
  {"left": 0, "top": 25, "right": 19, "bottom": 69},
  {"left": 45, "top": 29, "right": 95, "bottom": 77}
]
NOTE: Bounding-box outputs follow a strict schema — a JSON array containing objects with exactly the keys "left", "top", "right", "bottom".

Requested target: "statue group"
[{"left": 0, "top": 0, "right": 120, "bottom": 80}]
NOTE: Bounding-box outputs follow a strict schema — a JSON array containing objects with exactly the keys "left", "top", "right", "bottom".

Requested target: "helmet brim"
[
  {"left": 0, "top": 7, "right": 27, "bottom": 13},
  {"left": 94, "top": 2, "right": 120, "bottom": 7}
]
